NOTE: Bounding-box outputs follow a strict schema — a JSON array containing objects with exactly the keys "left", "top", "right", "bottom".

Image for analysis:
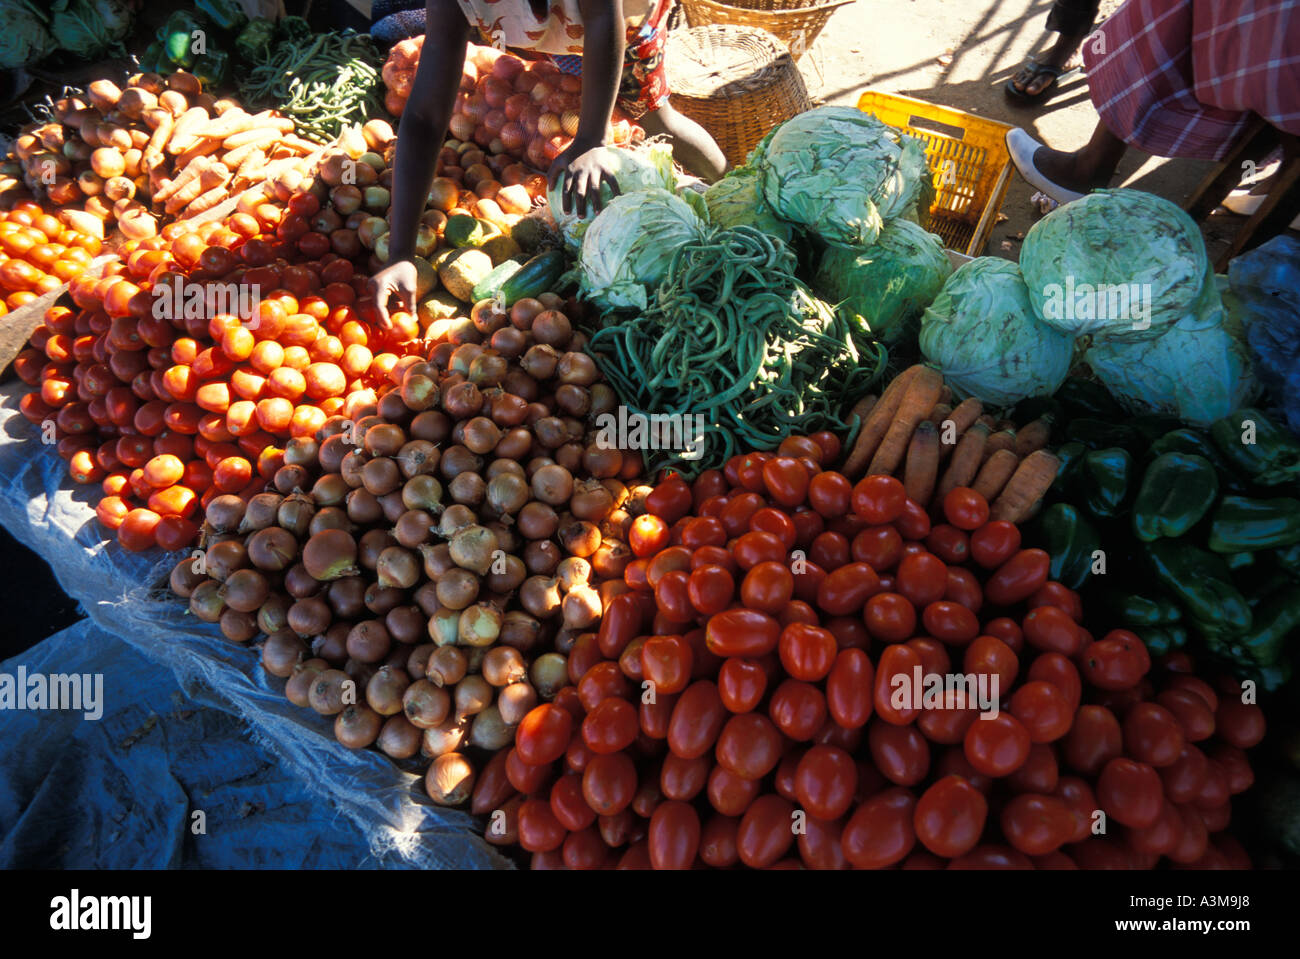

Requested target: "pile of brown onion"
[{"left": 168, "top": 293, "right": 649, "bottom": 808}]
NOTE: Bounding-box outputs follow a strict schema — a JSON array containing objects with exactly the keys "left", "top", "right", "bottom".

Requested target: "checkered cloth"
[{"left": 1082, "top": 0, "right": 1300, "bottom": 160}]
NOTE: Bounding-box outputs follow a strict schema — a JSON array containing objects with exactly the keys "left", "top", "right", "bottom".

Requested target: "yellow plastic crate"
[{"left": 856, "top": 91, "right": 1013, "bottom": 257}]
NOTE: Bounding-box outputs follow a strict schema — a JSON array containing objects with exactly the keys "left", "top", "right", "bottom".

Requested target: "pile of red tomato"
[
  {"left": 12, "top": 185, "right": 428, "bottom": 552},
  {"left": 0, "top": 202, "right": 103, "bottom": 316},
  {"left": 495, "top": 438, "right": 1266, "bottom": 869}
]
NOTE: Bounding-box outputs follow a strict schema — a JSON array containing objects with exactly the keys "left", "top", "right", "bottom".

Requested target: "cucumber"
[
  {"left": 471, "top": 259, "right": 524, "bottom": 304},
  {"left": 496, "top": 250, "right": 566, "bottom": 307}
]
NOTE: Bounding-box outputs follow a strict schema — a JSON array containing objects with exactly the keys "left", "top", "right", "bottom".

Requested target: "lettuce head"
[
  {"left": 0, "top": 0, "right": 55, "bottom": 69},
  {"left": 703, "top": 166, "right": 792, "bottom": 243},
  {"left": 547, "top": 143, "right": 677, "bottom": 251}
]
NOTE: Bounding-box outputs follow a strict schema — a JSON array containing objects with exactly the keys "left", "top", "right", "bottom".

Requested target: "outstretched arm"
[{"left": 371, "top": 1, "right": 472, "bottom": 325}]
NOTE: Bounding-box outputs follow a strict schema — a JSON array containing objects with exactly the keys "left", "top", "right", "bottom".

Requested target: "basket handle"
[{"left": 907, "top": 115, "right": 966, "bottom": 141}]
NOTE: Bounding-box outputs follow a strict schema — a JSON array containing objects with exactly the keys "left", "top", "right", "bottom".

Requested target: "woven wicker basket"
[
  {"left": 666, "top": 25, "right": 811, "bottom": 169},
  {"left": 678, "top": 0, "right": 853, "bottom": 56}
]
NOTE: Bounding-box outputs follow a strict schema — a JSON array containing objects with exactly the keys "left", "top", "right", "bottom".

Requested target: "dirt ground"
[{"left": 791, "top": 0, "right": 1227, "bottom": 259}]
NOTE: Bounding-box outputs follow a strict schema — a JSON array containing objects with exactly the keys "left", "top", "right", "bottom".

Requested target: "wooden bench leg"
[
  {"left": 1185, "top": 116, "right": 1273, "bottom": 221},
  {"left": 1213, "top": 134, "right": 1300, "bottom": 271}
]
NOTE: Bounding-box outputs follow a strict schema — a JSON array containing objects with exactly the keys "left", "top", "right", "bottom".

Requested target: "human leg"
[
  {"left": 1006, "top": 0, "right": 1102, "bottom": 100},
  {"left": 640, "top": 104, "right": 726, "bottom": 181}
]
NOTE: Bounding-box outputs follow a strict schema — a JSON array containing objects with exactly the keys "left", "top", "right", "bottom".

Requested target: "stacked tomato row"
[
  {"left": 493, "top": 438, "right": 1266, "bottom": 868},
  {"left": 0, "top": 201, "right": 104, "bottom": 315},
  {"left": 13, "top": 186, "right": 429, "bottom": 552}
]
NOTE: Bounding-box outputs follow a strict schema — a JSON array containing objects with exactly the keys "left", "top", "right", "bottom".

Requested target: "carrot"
[
  {"left": 200, "top": 109, "right": 255, "bottom": 141},
  {"left": 990, "top": 450, "right": 1062, "bottom": 523},
  {"left": 935, "top": 422, "right": 989, "bottom": 508},
  {"left": 222, "top": 122, "right": 293, "bottom": 151},
  {"left": 183, "top": 182, "right": 232, "bottom": 218},
  {"left": 165, "top": 161, "right": 227, "bottom": 215},
  {"left": 234, "top": 148, "right": 266, "bottom": 183},
  {"left": 280, "top": 134, "right": 321, "bottom": 155},
  {"left": 175, "top": 137, "right": 222, "bottom": 169},
  {"left": 928, "top": 403, "right": 952, "bottom": 425},
  {"left": 972, "top": 449, "right": 1021, "bottom": 502},
  {"left": 220, "top": 141, "right": 260, "bottom": 171},
  {"left": 983, "top": 429, "right": 1017, "bottom": 463},
  {"left": 937, "top": 396, "right": 984, "bottom": 460},
  {"left": 868, "top": 365, "right": 944, "bottom": 477},
  {"left": 1014, "top": 415, "right": 1055, "bottom": 458},
  {"left": 841, "top": 366, "right": 918, "bottom": 479},
  {"left": 152, "top": 154, "right": 209, "bottom": 204},
  {"left": 937, "top": 384, "right": 954, "bottom": 406},
  {"left": 976, "top": 413, "right": 997, "bottom": 430},
  {"left": 165, "top": 107, "right": 210, "bottom": 154},
  {"left": 902, "top": 421, "right": 940, "bottom": 506}
]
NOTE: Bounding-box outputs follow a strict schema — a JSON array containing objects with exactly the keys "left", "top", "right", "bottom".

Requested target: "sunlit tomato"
[
  {"left": 734, "top": 560, "right": 790, "bottom": 615},
  {"left": 1008, "top": 681, "right": 1073, "bottom": 743},
  {"left": 841, "top": 786, "right": 916, "bottom": 868},
  {"left": 849, "top": 474, "right": 905, "bottom": 524},
  {"left": 705, "top": 608, "right": 780, "bottom": 658},
  {"left": 653, "top": 569, "right": 693, "bottom": 625},
  {"left": 716, "top": 712, "right": 783, "bottom": 780},
  {"left": 964, "top": 712, "right": 1031, "bottom": 777},
  {"left": 718, "top": 658, "right": 767, "bottom": 714},
  {"left": 808, "top": 471, "right": 852, "bottom": 518},
  {"left": 768, "top": 679, "right": 826, "bottom": 741},
  {"left": 874, "top": 643, "right": 922, "bottom": 725},
  {"left": 679, "top": 517, "right": 725, "bottom": 551},
  {"left": 666, "top": 680, "right": 728, "bottom": 760},
  {"left": 579, "top": 751, "right": 636, "bottom": 817},
  {"left": 516, "top": 703, "right": 573, "bottom": 766},
  {"left": 683, "top": 564, "right": 732, "bottom": 618},
  {"left": 1062, "top": 704, "right": 1123, "bottom": 776},
  {"left": 761, "top": 456, "right": 809, "bottom": 507},
  {"left": 868, "top": 720, "right": 930, "bottom": 786},
  {"left": 581, "top": 698, "right": 638, "bottom": 755},
  {"left": 718, "top": 491, "right": 762, "bottom": 537},
  {"left": 628, "top": 514, "right": 669, "bottom": 557},
  {"left": 641, "top": 635, "right": 692, "bottom": 695},
  {"left": 816, "top": 562, "right": 881, "bottom": 616},
  {"left": 117, "top": 508, "right": 162, "bottom": 551},
  {"left": 778, "top": 623, "right": 837, "bottom": 681}
]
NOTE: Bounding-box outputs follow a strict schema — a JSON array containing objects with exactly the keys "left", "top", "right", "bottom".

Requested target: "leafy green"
[
  {"left": 1020, "top": 188, "right": 1210, "bottom": 343},
  {"left": 578, "top": 188, "right": 706, "bottom": 313},
  {"left": 0, "top": 0, "right": 56, "bottom": 69},
  {"left": 547, "top": 143, "right": 678, "bottom": 251},
  {"left": 49, "top": 0, "right": 132, "bottom": 61},
  {"left": 754, "top": 106, "right": 931, "bottom": 247},
  {"left": 920, "top": 257, "right": 1075, "bottom": 407},
  {"left": 703, "top": 166, "right": 792, "bottom": 243},
  {"left": 814, "top": 218, "right": 952, "bottom": 345}
]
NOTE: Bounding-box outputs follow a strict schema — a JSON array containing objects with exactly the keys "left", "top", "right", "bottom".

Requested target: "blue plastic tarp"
[{"left": 0, "top": 379, "right": 511, "bottom": 869}]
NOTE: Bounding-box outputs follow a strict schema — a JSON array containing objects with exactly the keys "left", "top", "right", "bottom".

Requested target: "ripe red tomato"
[
  {"left": 925, "top": 524, "right": 970, "bottom": 564},
  {"left": 762, "top": 456, "right": 810, "bottom": 507},
  {"left": 732, "top": 530, "right": 787, "bottom": 571},
  {"left": 942, "top": 487, "right": 990, "bottom": 530},
  {"left": 685, "top": 564, "right": 734, "bottom": 617},
  {"left": 646, "top": 474, "right": 693, "bottom": 524},
  {"left": 867, "top": 720, "right": 930, "bottom": 786},
  {"left": 1096, "top": 756, "right": 1163, "bottom": 828},
  {"left": 1007, "top": 681, "right": 1074, "bottom": 743},
  {"left": 913, "top": 774, "right": 987, "bottom": 858},
  {"left": 741, "top": 561, "right": 794, "bottom": 614},
  {"left": 705, "top": 608, "right": 781, "bottom": 658},
  {"left": 826, "top": 647, "right": 874, "bottom": 729},
  {"left": 718, "top": 658, "right": 767, "bottom": 713},
  {"left": 768, "top": 679, "right": 826, "bottom": 741},
  {"left": 628, "top": 514, "right": 669, "bottom": 557},
  {"left": 894, "top": 498, "right": 931, "bottom": 540},
  {"left": 550, "top": 772, "right": 598, "bottom": 831},
  {"left": 896, "top": 551, "right": 947, "bottom": 607},
  {"left": 700, "top": 813, "right": 741, "bottom": 867},
  {"left": 798, "top": 814, "right": 848, "bottom": 871},
  {"left": 964, "top": 713, "right": 1031, "bottom": 777},
  {"left": 641, "top": 635, "right": 693, "bottom": 695},
  {"left": 778, "top": 623, "right": 837, "bottom": 681},
  {"left": 985, "top": 549, "right": 1050, "bottom": 606},
  {"left": 680, "top": 516, "right": 726, "bottom": 549},
  {"left": 516, "top": 704, "right": 573, "bottom": 766},
  {"left": 794, "top": 745, "right": 858, "bottom": 820},
  {"left": 517, "top": 797, "right": 566, "bottom": 853},
  {"left": 737, "top": 794, "right": 797, "bottom": 868},
  {"left": 922, "top": 600, "right": 979, "bottom": 645},
  {"left": 648, "top": 800, "right": 701, "bottom": 869},
  {"left": 582, "top": 752, "right": 638, "bottom": 816},
  {"left": 1122, "top": 702, "right": 1185, "bottom": 767},
  {"left": 1006, "top": 742, "right": 1060, "bottom": 794},
  {"left": 969, "top": 520, "right": 1021, "bottom": 568},
  {"left": 963, "top": 634, "right": 1019, "bottom": 692},
  {"left": 1155, "top": 689, "right": 1215, "bottom": 742},
  {"left": 581, "top": 698, "right": 638, "bottom": 754},
  {"left": 1080, "top": 631, "right": 1150, "bottom": 690},
  {"left": 715, "top": 713, "right": 783, "bottom": 780},
  {"left": 708, "top": 764, "right": 761, "bottom": 816},
  {"left": 863, "top": 592, "right": 916, "bottom": 642},
  {"left": 808, "top": 471, "right": 852, "bottom": 518},
  {"left": 1022, "top": 604, "right": 1081, "bottom": 655},
  {"left": 749, "top": 507, "right": 797, "bottom": 550},
  {"left": 841, "top": 786, "right": 916, "bottom": 869},
  {"left": 810, "top": 531, "right": 851, "bottom": 570},
  {"left": 852, "top": 525, "right": 903, "bottom": 571},
  {"left": 1062, "top": 705, "right": 1123, "bottom": 776},
  {"left": 1215, "top": 696, "right": 1266, "bottom": 749},
  {"left": 873, "top": 643, "right": 922, "bottom": 725},
  {"left": 999, "top": 793, "right": 1075, "bottom": 855},
  {"left": 852, "top": 475, "right": 906, "bottom": 524},
  {"left": 667, "top": 680, "right": 728, "bottom": 759}
]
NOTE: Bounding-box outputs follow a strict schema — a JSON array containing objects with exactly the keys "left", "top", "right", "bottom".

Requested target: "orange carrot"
[
  {"left": 902, "top": 421, "right": 940, "bottom": 506},
  {"left": 983, "top": 428, "right": 1017, "bottom": 463},
  {"left": 938, "top": 396, "right": 985, "bottom": 461},
  {"left": 1014, "top": 415, "right": 1055, "bottom": 458},
  {"left": 164, "top": 106, "right": 210, "bottom": 155},
  {"left": 972, "top": 449, "right": 1020, "bottom": 502},
  {"left": 990, "top": 449, "right": 1062, "bottom": 523},
  {"left": 175, "top": 137, "right": 221, "bottom": 170},
  {"left": 868, "top": 366, "right": 944, "bottom": 476},
  {"left": 152, "top": 154, "right": 209, "bottom": 204},
  {"left": 183, "top": 182, "right": 232, "bottom": 218},
  {"left": 935, "top": 422, "right": 989, "bottom": 507},
  {"left": 928, "top": 403, "right": 953, "bottom": 425},
  {"left": 841, "top": 366, "right": 919, "bottom": 479},
  {"left": 165, "top": 161, "right": 227, "bottom": 215}
]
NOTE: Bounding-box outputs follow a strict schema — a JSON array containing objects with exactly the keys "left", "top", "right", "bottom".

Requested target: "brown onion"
[
  {"left": 169, "top": 557, "right": 205, "bottom": 598},
  {"left": 377, "top": 714, "right": 422, "bottom": 758},
  {"left": 189, "top": 579, "right": 224, "bottom": 622},
  {"left": 426, "top": 751, "right": 476, "bottom": 805},
  {"left": 385, "top": 604, "right": 425, "bottom": 645},
  {"left": 318, "top": 434, "right": 352, "bottom": 473},
  {"left": 247, "top": 526, "right": 299, "bottom": 571},
  {"left": 302, "top": 528, "right": 359, "bottom": 580},
  {"left": 394, "top": 510, "right": 435, "bottom": 548},
  {"left": 288, "top": 596, "right": 331, "bottom": 636},
  {"left": 485, "top": 553, "right": 527, "bottom": 593},
  {"left": 286, "top": 658, "right": 329, "bottom": 707},
  {"left": 555, "top": 384, "right": 590, "bottom": 417},
  {"left": 454, "top": 674, "right": 493, "bottom": 718},
  {"left": 406, "top": 643, "right": 436, "bottom": 682},
  {"left": 222, "top": 567, "right": 269, "bottom": 613},
  {"left": 284, "top": 436, "right": 320, "bottom": 467},
  {"left": 589, "top": 383, "right": 617, "bottom": 418},
  {"left": 206, "top": 494, "right": 246, "bottom": 532},
  {"left": 449, "top": 524, "right": 497, "bottom": 575},
  {"left": 377, "top": 388, "right": 413, "bottom": 425},
  {"left": 327, "top": 576, "right": 366, "bottom": 618},
  {"left": 482, "top": 646, "right": 527, "bottom": 687},
  {"left": 497, "top": 681, "right": 538, "bottom": 726},
  {"left": 278, "top": 492, "right": 317, "bottom": 537},
  {"left": 358, "top": 528, "right": 395, "bottom": 570},
  {"left": 340, "top": 448, "right": 369, "bottom": 487},
  {"left": 590, "top": 538, "right": 632, "bottom": 580},
  {"left": 559, "top": 520, "right": 601, "bottom": 558},
  {"left": 467, "top": 705, "right": 514, "bottom": 751},
  {"left": 529, "top": 652, "right": 568, "bottom": 699},
  {"left": 562, "top": 585, "right": 602, "bottom": 630},
  {"left": 347, "top": 619, "right": 392, "bottom": 663},
  {"left": 427, "top": 644, "right": 468, "bottom": 687},
  {"left": 531, "top": 464, "right": 574, "bottom": 505},
  {"left": 427, "top": 605, "right": 460, "bottom": 647},
  {"left": 403, "top": 679, "right": 451, "bottom": 728},
  {"left": 410, "top": 410, "right": 452, "bottom": 443},
  {"left": 346, "top": 487, "right": 383, "bottom": 525},
  {"left": 274, "top": 463, "right": 312, "bottom": 495},
  {"left": 308, "top": 668, "right": 353, "bottom": 715},
  {"left": 531, "top": 310, "right": 571, "bottom": 346},
  {"left": 519, "top": 343, "right": 558, "bottom": 379},
  {"left": 520, "top": 576, "right": 562, "bottom": 618},
  {"left": 436, "top": 567, "right": 479, "bottom": 609},
  {"left": 239, "top": 492, "right": 284, "bottom": 534},
  {"left": 364, "top": 583, "right": 406, "bottom": 616},
  {"left": 419, "top": 541, "right": 456, "bottom": 580},
  {"left": 377, "top": 546, "right": 420, "bottom": 588},
  {"left": 396, "top": 439, "right": 439, "bottom": 477},
  {"left": 335, "top": 704, "right": 383, "bottom": 749},
  {"left": 570, "top": 478, "right": 614, "bottom": 521},
  {"left": 516, "top": 501, "right": 559, "bottom": 539},
  {"left": 485, "top": 472, "right": 530, "bottom": 516},
  {"left": 313, "top": 622, "right": 351, "bottom": 664},
  {"left": 311, "top": 473, "right": 350, "bottom": 507},
  {"left": 367, "top": 664, "right": 411, "bottom": 715},
  {"left": 458, "top": 603, "right": 502, "bottom": 647},
  {"left": 364, "top": 423, "right": 406, "bottom": 457},
  {"left": 439, "top": 445, "right": 483, "bottom": 480},
  {"left": 204, "top": 539, "right": 248, "bottom": 583},
  {"left": 555, "top": 556, "right": 592, "bottom": 592},
  {"left": 510, "top": 297, "right": 544, "bottom": 329},
  {"left": 490, "top": 326, "right": 527, "bottom": 358},
  {"left": 494, "top": 427, "right": 532, "bottom": 460},
  {"left": 258, "top": 594, "right": 292, "bottom": 635},
  {"left": 557, "top": 351, "right": 598, "bottom": 386},
  {"left": 523, "top": 539, "right": 561, "bottom": 575}
]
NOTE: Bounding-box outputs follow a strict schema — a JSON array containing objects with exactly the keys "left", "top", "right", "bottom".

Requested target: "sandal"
[{"left": 1004, "top": 59, "right": 1080, "bottom": 104}]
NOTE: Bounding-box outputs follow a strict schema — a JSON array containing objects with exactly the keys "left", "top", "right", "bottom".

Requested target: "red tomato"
[
  {"left": 660, "top": 752, "right": 710, "bottom": 802},
  {"left": 851, "top": 525, "right": 903, "bottom": 571},
  {"left": 1053, "top": 775, "right": 1099, "bottom": 843},
  {"left": 582, "top": 752, "right": 638, "bottom": 816},
  {"left": 963, "top": 634, "right": 1019, "bottom": 692},
  {"left": 1215, "top": 696, "right": 1266, "bottom": 749},
  {"left": 1062, "top": 705, "right": 1123, "bottom": 776},
  {"left": 798, "top": 814, "right": 848, "bottom": 870},
  {"left": 964, "top": 713, "right": 1031, "bottom": 777},
  {"left": 896, "top": 551, "right": 947, "bottom": 607},
  {"left": 894, "top": 498, "right": 931, "bottom": 540},
  {"left": 916, "top": 688, "right": 981, "bottom": 745},
  {"left": 641, "top": 635, "right": 693, "bottom": 695},
  {"left": 715, "top": 713, "right": 783, "bottom": 780},
  {"left": 516, "top": 704, "right": 573, "bottom": 765},
  {"left": 582, "top": 698, "right": 638, "bottom": 754},
  {"left": 826, "top": 648, "right": 874, "bottom": 729},
  {"left": 654, "top": 569, "right": 694, "bottom": 624},
  {"left": 808, "top": 471, "right": 852, "bottom": 518},
  {"left": 645, "top": 474, "right": 693, "bottom": 524},
  {"left": 921, "top": 601, "right": 979, "bottom": 645},
  {"left": 667, "top": 680, "right": 728, "bottom": 759},
  {"left": 517, "top": 798, "right": 566, "bottom": 853},
  {"left": 925, "top": 524, "right": 970, "bottom": 565},
  {"left": 1156, "top": 689, "right": 1216, "bottom": 742},
  {"left": 1008, "top": 681, "right": 1074, "bottom": 743},
  {"left": 732, "top": 530, "right": 786, "bottom": 571},
  {"left": 852, "top": 475, "right": 906, "bottom": 524},
  {"left": 1122, "top": 702, "right": 1185, "bottom": 767},
  {"left": 550, "top": 773, "right": 597, "bottom": 831},
  {"left": 700, "top": 813, "right": 741, "bottom": 867},
  {"left": 969, "top": 520, "right": 1020, "bottom": 568},
  {"left": 705, "top": 608, "right": 780, "bottom": 657},
  {"left": 740, "top": 561, "right": 794, "bottom": 614},
  {"left": 942, "top": 487, "right": 989, "bottom": 530},
  {"left": 1026, "top": 581, "right": 1084, "bottom": 622},
  {"left": 913, "top": 774, "right": 987, "bottom": 858},
  {"left": 1022, "top": 604, "right": 1081, "bottom": 655},
  {"left": 737, "top": 795, "right": 796, "bottom": 868},
  {"left": 794, "top": 745, "right": 857, "bottom": 820},
  {"left": 873, "top": 643, "right": 922, "bottom": 725},
  {"left": 841, "top": 786, "right": 916, "bottom": 869},
  {"left": 816, "top": 561, "right": 881, "bottom": 616},
  {"left": 778, "top": 623, "right": 837, "bottom": 681},
  {"left": 810, "top": 531, "right": 851, "bottom": 570},
  {"left": 629, "top": 514, "right": 669, "bottom": 557},
  {"left": 749, "top": 507, "right": 797, "bottom": 550},
  {"left": 867, "top": 720, "right": 930, "bottom": 786},
  {"left": 718, "top": 658, "right": 767, "bottom": 713},
  {"left": 648, "top": 800, "right": 701, "bottom": 869},
  {"left": 1000, "top": 794, "right": 1075, "bottom": 855},
  {"left": 1096, "top": 757, "right": 1163, "bottom": 828},
  {"left": 768, "top": 679, "right": 827, "bottom": 741},
  {"left": 762, "top": 456, "right": 810, "bottom": 507},
  {"left": 985, "top": 549, "right": 1050, "bottom": 606},
  {"left": 680, "top": 516, "right": 726, "bottom": 549},
  {"left": 708, "top": 764, "right": 761, "bottom": 816},
  {"left": 1080, "top": 632, "right": 1149, "bottom": 690},
  {"left": 1006, "top": 743, "right": 1060, "bottom": 794}
]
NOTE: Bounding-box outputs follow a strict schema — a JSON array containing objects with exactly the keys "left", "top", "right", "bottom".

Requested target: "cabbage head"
[
  {"left": 50, "top": 0, "right": 132, "bottom": 61},
  {"left": 547, "top": 143, "right": 677, "bottom": 251},
  {"left": 756, "top": 106, "right": 931, "bottom": 248},
  {"left": 1085, "top": 276, "right": 1260, "bottom": 426},
  {"left": 0, "top": 0, "right": 55, "bottom": 69},
  {"left": 814, "top": 219, "right": 951, "bottom": 346},
  {"left": 578, "top": 188, "right": 705, "bottom": 313},
  {"left": 920, "top": 257, "right": 1075, "bottom": 407},
  {"left": 1020, "top": 188, "right": 1209, "bottom": 343},
  {"left": 703, "top": 167, "right": 792, "bottom": 243}
]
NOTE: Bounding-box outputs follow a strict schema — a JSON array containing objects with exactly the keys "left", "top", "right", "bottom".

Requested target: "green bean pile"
[
  {"left": 587, "top": 225, "right": 887, "bottom": 476},
  {"left": 240, "top": 31, "right": 384, "bottom": 143}
]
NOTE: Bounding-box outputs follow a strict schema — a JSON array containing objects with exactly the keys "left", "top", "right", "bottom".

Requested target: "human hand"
[
  {"left": 368, "top": 258, "right": 418, "bottom": 328},
  {"left": 548, "top": 140, "right": 621, "bottom": 219}
]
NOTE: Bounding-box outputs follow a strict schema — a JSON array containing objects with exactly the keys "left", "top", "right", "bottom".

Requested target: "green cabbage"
[
  {"left": 578, "top": 188, "right": 706, "bottom": 313},
  {"left": 920, "top": 257, "right": 1075, "bottom": 407},
  {"left": 1020, "top": 188, "right": 1210, "bottom": 343},
  {"left": 814, "top": 219, "right": 951, "bottom": 345},
  {"left": 755, "top": 106, "right": 931, "bottom": 247},
  {"left": 704, "top": 167, "right": 793, "bottom": 243},
  {"left": 0, "top": 0, "right": 55, "bottom": 69},
  {"left": 49, "top": 0, "right": 132, "bottom": 61},
  {"left": 1085, "top": 274, "right": 1260, "bottom": 426},
  {"left": 547, "top": 143, "right": 677, "bottom": 251}
]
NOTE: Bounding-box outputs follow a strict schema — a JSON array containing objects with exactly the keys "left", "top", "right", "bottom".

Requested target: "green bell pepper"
[
  {"left": 1136, "top": 624, "right": 1189, "bottom": 657},
  {"left": 1274, "top": 542, "right": 1300, "bottom": 578},
  {"left": 235, "top": 17, "right": 276, "bottom": 64},
  {"left": 277, "top": 15, "right": 313, "bottom": 43},
  {"left": 1130, "top": 452, "right": 1220, "bottom": 543},
  {"left": 1237, "top": 585, "right": 1300, "bottom": 666},
  {"left": 1208, "top": 495, "right": 1300, "bottom": 553},
  {"left": 1210, "top": 408, "right": 1300, "bottom": 486},
  {"left": 1147, "top": 539, "right": 1253, "bottom": 634},
  {"left": 1065, "top": 418, "right": 1143, "bottom": 453},
  {"left": 1080, "top": 447, "right": 1133, "bottom": 518},
  {"left": 1130, "top": 415, "right": 1186, "bottom": 446},
  {"left": 1098, "top": 587, "right": 1182, "bottom": 627},
  {"left": 138, "top": 39, "right": 167, "bottom": 75},
  {"left": 158, "top": 10, "right": 205, "bottom": 69},
  {"left": 1225, "top": 551, "right": 1256, "bottom": 572},
  {"left": 1031, "top": 503, "right": 1100, "bottom": 589},
  {"left": 196, "top": 0, "right": 247, "bottom": 33},
  {"left": 192, "top": 50, "right": 230, "bottom": 88},
  {"left": 1056, "top": 378, "right": 1123, "bottom": 419},
  {"left": 1050, "top": 441, "right": 1087, "bottom": 495}
]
